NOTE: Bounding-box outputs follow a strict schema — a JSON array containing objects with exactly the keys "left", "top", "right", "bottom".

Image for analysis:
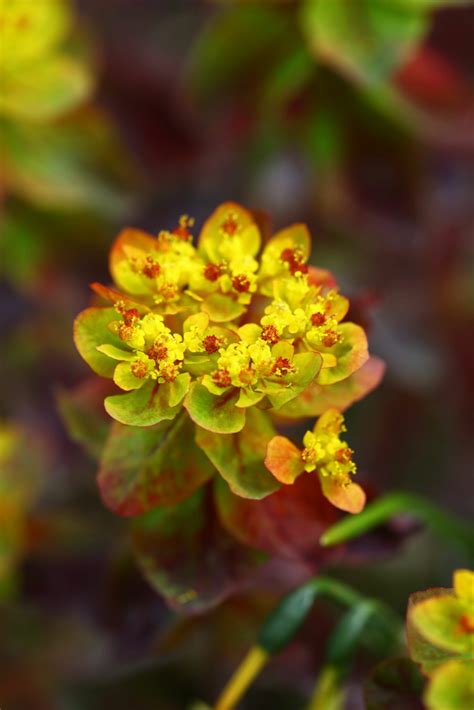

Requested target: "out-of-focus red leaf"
[
  {"left": 396, "top": 46, "right": 472, "bottom": 111},
  {"left": 132, "top": 486, "right": 263, "bottom": 613},
  {"left": 214, "top": 472, "right": 338, "bottom": 563}
]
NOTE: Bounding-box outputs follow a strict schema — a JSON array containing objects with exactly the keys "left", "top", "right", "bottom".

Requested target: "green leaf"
[
  {"left": 425, "top": 660, "right": 474, "bottom": 710},
  {"left": 326, "top": 600, "right": 378, "bottom": 667},
  {"left": 301, "top": 0, "right": 429, "bottom": 86},
  {"left": 73, "top": 307, "right": 121, "bottom": 378},
  {"left": 104, "top": 380, "right": 180, "bottom": 427},
  {"left": 316, "top": 323, "right": 369, "bottom": 386},
  {"left": 97, "top": 412, "right": 214, "bottom": 516},
  {"left": 132, "top": 487, "right": 263, "bottom": 612},
  {"left": 185, "top": 382, "right": 246, "bottom": 434},
  {"left": 0, "top": 56, "right": 92, "bottom": 121},
  {"left": 258, "top": 581, "right": 319, "bottom": 654},
  {"left": 195, "top": 409, "right": 281, "bottom": 499},
  {"left": 278, "top": 356, "right": 385, "bottom": 418}
]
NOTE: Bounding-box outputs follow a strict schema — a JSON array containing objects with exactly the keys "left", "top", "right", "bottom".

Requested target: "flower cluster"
[
  {"left": 265, "top": 409, "right": 365, "bottom": 513},
  {"left": 75, "top": 202, "right": 382, "bottom": 512}
]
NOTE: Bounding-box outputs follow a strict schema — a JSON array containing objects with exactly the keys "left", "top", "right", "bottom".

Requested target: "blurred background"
[{"left": 1, "top": 1, "right": 473, "bottom": 708}]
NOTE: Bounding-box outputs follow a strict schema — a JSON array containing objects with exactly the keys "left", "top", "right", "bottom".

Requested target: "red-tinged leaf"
[
  {"left": 320, "top": 476, "right": 366, "bottom": 514},
  {"left": 97, "top": 412, "right": 214, "bottom": 516},
  {"left": 396, "top": 47, "right": 472, "bottom": 111},
  {"left": 73, "top": 307, "right": 121, "bottom": 378},
  {"left": 407, "top": 588, "right": 456, "bottom": 675},
  {"left": 104, "top": 380, "right": 180, "bottom": 427},
  {"left": 132, "top": 486, "right": 263, "bottom": 613},
  {"left": 57, "top": 378, "right": 114, "bottom": 458},
  {"left": 277, "top": 356, "right": 385, "bottom": 419},
  {"left": 109, "top": 227, "right": 157, "bottom": 296},
  {"left": 265, "top": 436, "right": 304, "bottom": 484},
  {"left": 214, "top": 472, "right": 338, "bottom": 562},
  {"left": 317, "top": 322, "right": 369, "bottom": 385},
  {"left": 184, "top": 382, "right": 246, "bottom": 434},
  {"left": 195, "top": 408, "right": 280, "bottom": 499},
  {"left": 90, "top": 282, "right": 150, "bottom": 313}
]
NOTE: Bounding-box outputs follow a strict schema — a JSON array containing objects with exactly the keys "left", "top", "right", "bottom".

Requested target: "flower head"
[
  {"left": 75, "top": 202, "right": 376, "bottom": 437},
  {"left": 264, "top": 409, "right": 365, "bottom": 513}
]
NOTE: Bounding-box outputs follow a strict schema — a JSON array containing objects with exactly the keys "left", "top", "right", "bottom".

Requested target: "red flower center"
[
  {"left": 272, "top": 357, "right": 293, "bottom": 376},
  {"left": 212, "top": 369, "right": 232, "bottom": 388},
  {"left": 142, "top": 256, "right": 161, "bottom": 278},
  {"left": 232, "top": 274, "right": 251, "bottom": 293},
  {"left": 203, "top": 335, "right": 221, "bottom": 354},
  {"left": 204, "top": 263, "right": 222, "bottom": 282},
  {"left": 261, "top": 325, "right": 280, "bottom": 344}
]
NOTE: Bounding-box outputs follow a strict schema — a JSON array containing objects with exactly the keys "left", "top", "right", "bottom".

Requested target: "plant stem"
[
  {"left": 320, "top": 492, "right": 474, "bottom": 557},
  {"left": 214, "top": 646, "right": 268, "bottom": 710}
]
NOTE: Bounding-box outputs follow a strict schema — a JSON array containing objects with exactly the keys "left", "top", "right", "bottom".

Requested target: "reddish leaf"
[
  {"left": 320, "top": 476, "right": 366, "bottom": 514},
  {"left": 132, "top": 486, "right": 263, "bottom": 612},
  {"left": 98, "top": 412, "right": 214, "bottom": 516},
  {"left": 214, "top": 472, "right": 338, "bottom": 562},
  {"left": 277, "top": 356, "right": 385, "bottom": 419},
  {"left": 264, "top": 436, "right": 304, "bottom": 484}
]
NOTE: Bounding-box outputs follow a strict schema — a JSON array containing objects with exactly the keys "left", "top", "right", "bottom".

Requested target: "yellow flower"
[{"left": 301, "top": 410, "right": 356, "bottom": 483}]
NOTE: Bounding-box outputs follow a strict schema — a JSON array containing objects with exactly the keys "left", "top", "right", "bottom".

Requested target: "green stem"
[{"left": 320, "top": 492, "right": 474, "bottom": 557}]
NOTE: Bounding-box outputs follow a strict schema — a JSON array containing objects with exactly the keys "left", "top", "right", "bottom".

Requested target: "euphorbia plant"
[{"left": 73, "top": 202, "right": 385, "bottom": 607}]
